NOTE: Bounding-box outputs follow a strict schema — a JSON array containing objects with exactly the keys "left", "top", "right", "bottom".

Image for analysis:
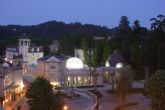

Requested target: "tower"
[{"left": 18, "top": 34, "right": 30, "bottom": 61}]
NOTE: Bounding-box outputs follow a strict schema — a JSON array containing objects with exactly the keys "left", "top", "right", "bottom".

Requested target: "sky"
[{"left": 0, "top": 0, "right": 165, "bottom": 28}]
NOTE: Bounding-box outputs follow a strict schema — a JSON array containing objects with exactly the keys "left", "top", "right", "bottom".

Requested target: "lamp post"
[
  {"left": 88, "top": 48, "right": 92, "bottom": 85},
  {"left": 63, "top": 105, "right": 68, "bottom": 110}
]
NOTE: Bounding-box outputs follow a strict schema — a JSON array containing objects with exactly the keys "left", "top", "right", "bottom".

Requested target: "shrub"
[{"left": 145, "top": 69, "right": 165, "bottom": 110}]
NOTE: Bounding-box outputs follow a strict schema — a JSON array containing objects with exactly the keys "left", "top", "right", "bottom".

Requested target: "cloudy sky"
[{"left": 0, "top": 0, "right": 165, "bottom": 28}]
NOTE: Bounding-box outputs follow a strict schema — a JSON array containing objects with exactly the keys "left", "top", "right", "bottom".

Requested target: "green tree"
[
  {"left": 150, "top": 15, "right": 165, "bottom": 69},
  {"left": 81, "top": 37, "right": 89, "bottom": 64},
  {"left": 132, "top": 20, "right": 140, "bottom": 30},
  {"left": 103, "top": 41, "right": 110, "bottom": 63},
  {"left": 59, "top": 34, "right": 76, "bottom": 56},
  {"left": 117, "top": 16, "right": 132, "bottom": 58},
  {"left": 145, "top": 70, "right": 165, "bottom": 110},
  {"left": 118, "top": 16, "right": 131, "bottom": 35},
  {"left": 151, "top": 15, "right": 165, "bottom": 30},
  {"left": 26, "top": 77, "right": 63, "bottom": 110}
]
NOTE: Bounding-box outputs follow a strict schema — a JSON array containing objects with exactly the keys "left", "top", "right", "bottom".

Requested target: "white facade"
[
  {"left": 35, "top": 56, "right": 103, "bottom": 86},
  {"left": 5, "top": 35, "right": 43, "bottom": 65},
  {"left": 18, "top": 38, "right": 30, "bottom": 56},
  {"left": 6, "top": 47, "right": 19, "bottom": 59},
  {"left": 49, "top": 40, "right": 59, "bottom": 54},
  {"left": 66, "top": 69, "right": 103, "bottom": 87},
  {"left": 74, "top": 48, "right": 84, "bottom": 63},
  {"left": 27, "top": 52, "right": 43, "bottom": 65}
]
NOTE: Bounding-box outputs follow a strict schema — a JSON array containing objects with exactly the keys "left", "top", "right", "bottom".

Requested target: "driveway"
[{"left": 65, "top": 95, "right": 94, "bottom": 110}]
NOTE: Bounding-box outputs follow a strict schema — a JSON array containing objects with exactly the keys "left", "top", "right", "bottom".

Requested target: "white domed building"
[
  {"left": 66, "top": 57, "right": 84, "bottom": 70},
  {"left": 65, "top": 57, "right": 103, "bottom": 86},
  {"left": 5, "top": 34, "right": 43, "bottom": 66},
  {"left": 32, "top": 56, "right": 103, "bottom": 87}
]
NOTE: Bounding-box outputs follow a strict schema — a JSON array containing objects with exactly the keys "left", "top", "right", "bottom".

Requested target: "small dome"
[
  {"left": 108, "top": 51, "right": 124, "bottom": 67},
  {"left": 66, "top": 57, "right": 83, "bottom": 69},
  {"left": 115, "top": 63, "right": 123, "bottom": 68}
]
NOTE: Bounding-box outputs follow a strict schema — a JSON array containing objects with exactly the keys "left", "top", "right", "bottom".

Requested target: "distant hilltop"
[{"left": 0, "top": 21, "right": 112, "bottom": 40}]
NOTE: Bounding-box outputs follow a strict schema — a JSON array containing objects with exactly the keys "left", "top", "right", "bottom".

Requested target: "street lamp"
[{"left": 63, "top": 105, "right": 68, "bottom": 110}]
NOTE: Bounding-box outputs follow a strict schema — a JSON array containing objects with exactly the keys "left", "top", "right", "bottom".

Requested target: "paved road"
[
  {"left": 5, "top": 81, "right": 149, "bottom": 110},
  {"left": 5, "top": 92, "right": 94, "bottom": 110},
  {"left": 65, "top": 95, "right": 94, "bottom": 110},
  {"left": 97, "top": 81, "right": 150, "bottom": 110}
]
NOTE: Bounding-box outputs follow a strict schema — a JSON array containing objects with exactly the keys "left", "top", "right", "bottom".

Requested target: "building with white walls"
[
  {"left": 5, "top": 34, "right": 43, "bottom": 65},
  {"left": 74, "top": 48, "right": 84, "bottom": 63},
  {"left": 32, "top": 55, "right": 103, "bottom": 87}
]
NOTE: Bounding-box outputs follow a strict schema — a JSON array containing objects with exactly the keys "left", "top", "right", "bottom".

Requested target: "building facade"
[
  {"left": 0, "top": 59, "right": 24, "bottom": 108},
  {"left": 36, "top": 55, "right": 67, "bottom": 85},
  {"left": 5, "top": 34, "right": 43, "bottom": 65},
  {"left": 34, "top": 55, "right": 103, "bottom": 87},
  {"left": 74, "top": 48, "right": 84, "bottom": 63}
]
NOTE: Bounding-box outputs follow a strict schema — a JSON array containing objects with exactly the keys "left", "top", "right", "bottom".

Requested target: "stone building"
[
  {"left": 49, "top": 40, "right": 59, "bottom": 54},
  {"left": 0, "top": 58, "right": 24, "bottom": 108},
  {"left": 36, "top": 54, "right": 68, "bottom": 86},
  {"left": 27, "top": 55, "right": 104, "bottom": 87},
  {"left": 5, "top": 34, "right": 43, "bottom": 66}
]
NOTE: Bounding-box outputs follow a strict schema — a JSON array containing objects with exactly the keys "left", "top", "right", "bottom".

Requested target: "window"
[
  {"left": 31, "top": 48, "right": 34, "bottom": 52},
  {"left": 37, "top": 48, "right": 40, "bottom": 52},
  {"left": 25, "top": 41, "right": 27, "bottom": 45},
  {"left": 50, "top": 63, "right": 55, "bottom": 69}
]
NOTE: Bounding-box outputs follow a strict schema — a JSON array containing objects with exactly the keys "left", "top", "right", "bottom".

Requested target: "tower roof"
[
  {"left": 108, "top": 51, "right": 125, "bottom": 67},
  {"left": 37, "top": 54, "right": 68, "bottom": 62}
]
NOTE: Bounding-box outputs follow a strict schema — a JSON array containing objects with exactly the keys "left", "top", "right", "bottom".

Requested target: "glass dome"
[{"left": 66, "top": 57, "right": 83, "bottom": 69}]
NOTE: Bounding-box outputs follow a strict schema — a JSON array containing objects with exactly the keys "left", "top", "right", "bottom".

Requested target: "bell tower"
[{"left": 18, "top": 34, "right": 30, "bottom": 61}]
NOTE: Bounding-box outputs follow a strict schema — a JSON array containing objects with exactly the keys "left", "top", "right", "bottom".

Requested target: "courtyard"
[{"left": 5, "top": 81, "right": 150, "bottom": 110}]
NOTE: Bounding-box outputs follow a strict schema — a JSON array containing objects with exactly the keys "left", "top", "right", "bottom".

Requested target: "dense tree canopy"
[
  {"left": 26, "top": 77, "right": 64, "bottom": 110},
  {"left": 1, "top": 15, "right": 165, "bottom": 79}
]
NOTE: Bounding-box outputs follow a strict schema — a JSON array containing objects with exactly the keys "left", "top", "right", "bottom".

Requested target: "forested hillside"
[
  {"left": 0, "top": 21, "right": 111, "bottom": 39},
  {"left": 0, "top": 21, "right": 111, "bottom": 54},
  {"left": 0, "top": 15, "right": 165, "bottom": 79}
]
